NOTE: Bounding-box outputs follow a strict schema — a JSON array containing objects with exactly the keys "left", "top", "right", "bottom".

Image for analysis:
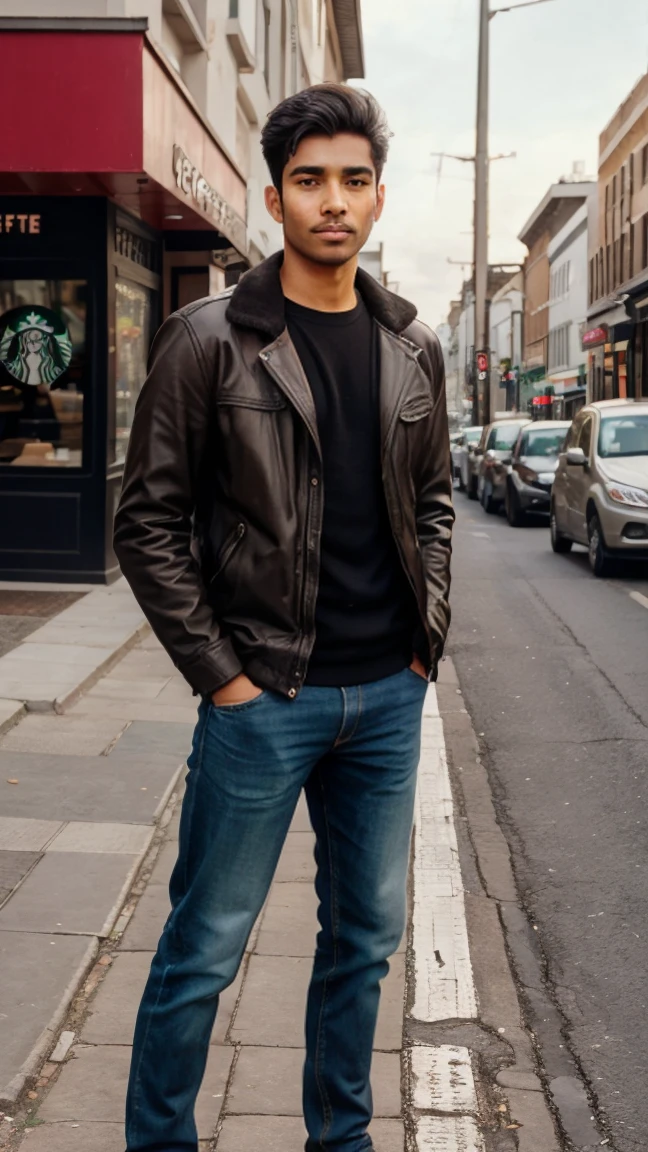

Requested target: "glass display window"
[
  {"left": 0, "top": 279, "right": 87, "bottom": 468},
  {"left": 113, "top": 277, "right": 156, "bottom": 465}
]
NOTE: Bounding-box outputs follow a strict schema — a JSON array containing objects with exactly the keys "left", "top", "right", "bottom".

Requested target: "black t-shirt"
[{"left": 285, "top": 295, "right": 417, "bottom": 687}]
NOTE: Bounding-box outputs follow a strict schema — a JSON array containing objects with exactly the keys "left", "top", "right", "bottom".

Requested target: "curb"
[
  {"left": 404, "top": 660, "right": 562, "bottom": 1151},
  {"left": 0, "top": 700, "right": 25, "bottom": 737},
  {"left": 0, "top": 937, "right": 99, "bottom": 1111}
]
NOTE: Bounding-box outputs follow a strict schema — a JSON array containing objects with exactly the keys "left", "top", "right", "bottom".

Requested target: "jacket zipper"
[{"left": 210, "top": 522, "right": 246, "bottom": 584}]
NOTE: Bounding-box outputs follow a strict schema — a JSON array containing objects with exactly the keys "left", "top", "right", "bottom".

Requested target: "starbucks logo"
[{"left": 0, "top": 305, "right": 72, "bottom": 386}]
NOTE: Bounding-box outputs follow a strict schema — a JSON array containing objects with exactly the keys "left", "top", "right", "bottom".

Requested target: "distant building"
[
  {"left": 518, "top": 169, "right": 596, "bottom": 415},
  {"left": 488, "top": 272, "right": 523, "bottom": 414},
  {"left": 586, "top": 70, "right": 648, "bottom": 402},
  {"left": 547, "top": 193, "right": 595, "bottom": 419}
]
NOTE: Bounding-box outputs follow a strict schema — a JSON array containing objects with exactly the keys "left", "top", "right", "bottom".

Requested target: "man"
[{"left": 114, "top": 83, "right": 453, "bottom": 1152}]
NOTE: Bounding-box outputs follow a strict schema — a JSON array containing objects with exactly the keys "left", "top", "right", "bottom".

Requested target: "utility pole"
[
  {"left": 474, "top": 0, "right": 490, "bottom": 426},
  {"left": 472, "top": 0, "right": 556, "bottom": 427}
]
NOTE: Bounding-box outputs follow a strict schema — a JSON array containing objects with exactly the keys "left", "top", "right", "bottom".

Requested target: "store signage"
[
  {"left": 475, "top": 349, "right": 489, "bottom": 382},
  {"left": 172, "top": 144, "right": 246, "bottom": 253},
  {"left": 532, "top": 395, "right": 552, "bottom": 406},
  {"left": 0, "top": 306, "right": 72, "bottom": 386},
  {"left": 0, "top": 213, "right": 41, "bottom": 235},
  {"left": 582, "top": 325, "right": 608, "bottom": 349}
]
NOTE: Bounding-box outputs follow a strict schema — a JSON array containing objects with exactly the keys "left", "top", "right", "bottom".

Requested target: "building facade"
[
  {"left": 0, "top": 2, "right": 364, "bottom": 581},
  {"left": 488, "top": 271, "right": 523, "bottom": 415},
  {"left": 547, "top": 192, "right": 595, "bottom": 418},
  {"left": 518, "top": 173, "right": 595, "bottom": 416},
  {"left": 586, "top": 70, "right": 648, "bottom": 404}
]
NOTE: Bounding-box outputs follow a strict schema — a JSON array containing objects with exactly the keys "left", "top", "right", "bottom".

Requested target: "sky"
[{"left": 354, "top": 0, "right": 648, "bottom": 329}]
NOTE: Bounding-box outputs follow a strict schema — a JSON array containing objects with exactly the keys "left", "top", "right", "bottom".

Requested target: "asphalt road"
[{"left": 448, "top": 493, "right": 648, "bottom": 1152}]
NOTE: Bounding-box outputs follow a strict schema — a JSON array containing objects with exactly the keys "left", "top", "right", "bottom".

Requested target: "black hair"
[{"left": 260, "top": 84, "right": 390, "bottom": 191}]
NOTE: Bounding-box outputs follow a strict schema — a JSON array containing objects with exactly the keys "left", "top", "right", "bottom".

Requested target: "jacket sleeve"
[
  {"left": 113, "top": 313, "right": 244, "bottom": 696},
  {"left": 412, "top": 324, "right": 455, "bottom": 670}
]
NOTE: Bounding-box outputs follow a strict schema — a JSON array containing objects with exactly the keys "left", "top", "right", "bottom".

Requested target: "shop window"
[
  {"left": 642, "top": 144, "right": 648, "bottom": 187},
  {"left": 113, "top": 278, "right": 156, "bottom": 465},
  {"left": 0, "top": 279, "right": 87, "bottom": 468}
]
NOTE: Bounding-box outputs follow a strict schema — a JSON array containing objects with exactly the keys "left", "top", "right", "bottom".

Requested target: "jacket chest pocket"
[{"left": 399, "top": 394, "right": 434, "bottom": 424}]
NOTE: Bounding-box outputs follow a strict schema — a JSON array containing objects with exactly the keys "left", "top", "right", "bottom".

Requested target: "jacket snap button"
[
  {"left": 311, "top": 477, "right": 319, "bottom": 487},
  {"left": 288, "top": 688, "right": 297, "bottom": 699}
]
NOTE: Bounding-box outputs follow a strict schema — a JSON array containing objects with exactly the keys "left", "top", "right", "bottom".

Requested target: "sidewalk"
[{"left": 0, "top": 588, "right": 563, "bottom": 1152}]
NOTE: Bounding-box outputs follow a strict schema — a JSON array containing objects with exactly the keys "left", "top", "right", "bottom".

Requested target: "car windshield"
[
  {"left": 491, "top": 424, "right": 524, "bottom": 450},
  {"left": 521, "top": 428, "right": 568, "bottom": 457},
  {"left": 598, "top": 414, "right": 648, "bottom": 458},
  {"left": 465, "top": 428, "right": 482, "bottom": 444}
]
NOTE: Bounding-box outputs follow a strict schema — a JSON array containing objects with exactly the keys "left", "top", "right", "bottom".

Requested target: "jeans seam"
[
  {"left": 180, "top": 706, "right": 209, "bottom": 896},
  {"left": 314, "top": 770, "right": 339, "bottom": 1146},
  {"left": 333, "top": 687, "right": 348, "bottom": 747},
  {"left": 127, "top": 961, "right": 173, "bottom": 1144}
]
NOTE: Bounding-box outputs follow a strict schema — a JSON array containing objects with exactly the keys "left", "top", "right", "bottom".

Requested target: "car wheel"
[
  {"left": 587, "top": 512, "right": 611, "bottom": 577},
  {"left": 506, "top": 485, "right": 526, "bottom": 527},
  {"left": 550, "top": 505, "right": 572, "bottom": 553}
]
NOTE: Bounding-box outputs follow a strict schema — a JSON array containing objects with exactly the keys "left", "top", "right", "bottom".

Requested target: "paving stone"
[
  {"left": 0, "top": 850, "right": 40, "bottom": 904},
  {"left": 153, "top": 678, "right": 196, "bottom": 705},
  {"left": 0, "top": 752, "right": 183, "bottom": 823},
  {"left": 0, "top": 817, "right": 63, "bottom": 851},
  {"left": 81, "top": 950, "right": 243, "bottom": 1046},
  {"left": 149, "top": 839, "right": 180, "bottom": 886},
  {"left": 110, "top": 720, "right": 195, "bottom": 761},
  {"left": 255, "top": 882, "right": 318, "bottom": 956},
  {"left": 6, "top": 643, "right": 113, "bottom": 667},
  {"left": 119, "top": 882, "right": 170, "bottom": 951},
  {"left": 290, "top": 792, "right": 311, "bottom": 833},
  {"left": 230, "top": 955, "right": 311, "bottom": 1046},
  {"left": 216, "top": 1115, "right": 403, "bottom": 1151},
  {"left": 274, "top": 832, "right": 316, "bottom": 883},
  {"left": 47, "top": 822, "right": 152, "bottom": 855},
  {"left": 0, "top": 931, "right": 92, "bottom": 1100},
  {"left": 84, "top": 678, "right": 171, "bottom": 701},
  {"left": 16, "top": 1122, "right": 125, "bottom": 1152},
  {"left": 0, "top": 715, "right": 127, "bottom": 756},
  {"left": 38, "top": 1043, "right": 233, "bottom": 1138},
  {"left": 0, "top": 852, "right": 140, "bottom": 937},
  {"left": 70, "top": 698, "right": 199, "bottom": 724},
  {"left": 217, "top": 1115, "right": 306, "bottom": 1152},
  {"left": 228, "top": 1045, "right": 303, "bottom": 1115},
  {"left": 0, "top": 698, "right": 25, "bottom": 732},
  {"left": 375, "top": 954, "right": 406, "bottom": 1051},
  {"left": 370, "top": 1052, "right": 402, "bottom": 1117}
]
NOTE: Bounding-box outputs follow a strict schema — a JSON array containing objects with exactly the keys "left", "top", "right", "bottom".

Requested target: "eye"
[
  {"left": 348, "top": 179, "right": 369, "bottom": 187},
  {"left": 297, "top": 179, "right": 319, "bottom": 188}
]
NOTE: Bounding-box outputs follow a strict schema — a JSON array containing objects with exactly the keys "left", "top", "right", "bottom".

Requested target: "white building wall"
[{"left": 547, "top": 201, "right": 591, "bottom": 387}]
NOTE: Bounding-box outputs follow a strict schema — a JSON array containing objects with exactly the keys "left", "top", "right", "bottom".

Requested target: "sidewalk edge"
[{"left": 0, "top": 936, "right": 99, "bottom": 1111}]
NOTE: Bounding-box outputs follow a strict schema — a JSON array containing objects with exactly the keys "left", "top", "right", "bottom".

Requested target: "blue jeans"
[{"left": 125, "top": 667, "right": 428, "bottom": 1152}]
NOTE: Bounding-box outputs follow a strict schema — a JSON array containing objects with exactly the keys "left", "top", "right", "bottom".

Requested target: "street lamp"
[{"left": 473, "top": 0, "right": 556, "bottom": 425}]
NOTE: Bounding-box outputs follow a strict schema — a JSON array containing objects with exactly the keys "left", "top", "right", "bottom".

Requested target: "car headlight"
[
  {"left": 605, "top": 482, "right": 648, "bottom": 508},
  {"left": 538, "top": 472, "right": 555, "bottom": 485}
]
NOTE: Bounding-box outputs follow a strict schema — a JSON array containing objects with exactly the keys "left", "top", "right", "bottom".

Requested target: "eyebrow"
[{"left": 288, "top": 165, "right": 374, "bottom": 179}]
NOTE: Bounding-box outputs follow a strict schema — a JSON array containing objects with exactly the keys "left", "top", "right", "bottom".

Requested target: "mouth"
[{"left": 313, "top": 225, "right": 354, "bottom": 239}]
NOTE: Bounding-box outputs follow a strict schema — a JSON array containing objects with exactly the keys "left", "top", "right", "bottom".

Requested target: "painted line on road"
[
  {"left": 408, "top": 687, "right": 484, "bottom": 1151},
  {"left": 629, "top": 590, "right": 648, "bottom": 611},
  {"left": 470, "top": 531, "right": 490, "bottom": 539}
]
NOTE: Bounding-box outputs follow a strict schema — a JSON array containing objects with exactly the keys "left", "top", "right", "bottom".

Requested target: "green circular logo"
[{"left": 0, "top": 305, "right": 72, "bottom": 386}]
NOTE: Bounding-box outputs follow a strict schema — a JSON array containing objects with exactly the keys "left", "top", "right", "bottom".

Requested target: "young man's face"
[{"left": 265, "top": 133, "right": 385, "bottom": 267}]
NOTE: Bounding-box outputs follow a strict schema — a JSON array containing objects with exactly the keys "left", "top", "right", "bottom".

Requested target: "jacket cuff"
[{"left": 179, "top": 637, "right": 244, "bottom": 697}]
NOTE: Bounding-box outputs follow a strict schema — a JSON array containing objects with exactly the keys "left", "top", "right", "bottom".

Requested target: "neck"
[{"left": 280, "top": 241, "right": 358, "bottom": 312}]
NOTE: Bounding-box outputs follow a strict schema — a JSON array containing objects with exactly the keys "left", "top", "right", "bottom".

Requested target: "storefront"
[{"left": 0, "top": 21, "right": 248, "bottom": 581}]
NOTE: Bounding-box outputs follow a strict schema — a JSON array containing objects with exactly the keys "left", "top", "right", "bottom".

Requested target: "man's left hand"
[{"left": 409, "top": 655, "right": 428, "bottom": 680}]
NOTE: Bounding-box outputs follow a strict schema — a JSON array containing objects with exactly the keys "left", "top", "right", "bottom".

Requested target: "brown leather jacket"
[{"left": 113, "top": 252, "right": 454, "bottom": 699}]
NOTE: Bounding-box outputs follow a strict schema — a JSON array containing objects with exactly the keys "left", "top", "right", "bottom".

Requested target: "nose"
[{"left": 321, "top": 179, "right": 348, "bottom": 217}]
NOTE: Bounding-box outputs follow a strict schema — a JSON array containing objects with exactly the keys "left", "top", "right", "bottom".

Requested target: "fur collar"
[{"left": 226, "top": 250, "right": 417, "bottom": 338}]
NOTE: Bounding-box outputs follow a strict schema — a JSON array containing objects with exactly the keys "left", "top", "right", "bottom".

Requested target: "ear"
[
  {"left": 265, "top": 184, "right": 284, "bottom": 224},
  {"left": 374, "top": 183, "right": 386, "bottom": 223}
]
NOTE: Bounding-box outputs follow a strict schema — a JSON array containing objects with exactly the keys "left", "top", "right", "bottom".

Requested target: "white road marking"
[
  {"left": 411, "top": 689, "right": 477, "bottom": 1022},
  {"left": 409, "top": 687, "right": 483, "bottom": 1150},
  {"left": 470, "top": 531, "right": 490, "bottom": 539},
  {"left": 629, "top": 590, "right": 648, "bottom": 611},
  {"left": 410, "top": 1046, "right": 477, "bottom": 1113},
  {"left": 416, "top": 1116, "right": 485, "bottom": 1151}
]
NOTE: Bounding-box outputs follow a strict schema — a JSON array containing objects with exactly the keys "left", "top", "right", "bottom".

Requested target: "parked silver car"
[
  {"left": 452, "top": 426, "right": 483, "bottom": 492},
  {"left": 551, "top": 399, "right": 648, "bottom": 576}
]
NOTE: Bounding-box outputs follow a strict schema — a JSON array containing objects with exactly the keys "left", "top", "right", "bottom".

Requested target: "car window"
[
  {"left": 486, "top": 427, "right": 497, "bottom": 450},
  {"left": 491, "top": 423, "right": 524, "bottom": 450},
  {"left": 578, "top": 416, "right": 593, "bottom": 457},
  {"left": 565, "top": 417, "right": 582, "bottom": 449},
  {"left": 598, "top": 414, "right": 648, "bottom": 458},
  {"left": 520, "top": 428, "right": 570, "bottom": 457},
  {"left": 465, "top": 428, "right": 482, "bottom": 445}
]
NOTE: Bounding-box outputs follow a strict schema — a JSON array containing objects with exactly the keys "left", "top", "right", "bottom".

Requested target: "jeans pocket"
[{"left": 209, "top": 691, "right": 268, "bottom": 715}]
